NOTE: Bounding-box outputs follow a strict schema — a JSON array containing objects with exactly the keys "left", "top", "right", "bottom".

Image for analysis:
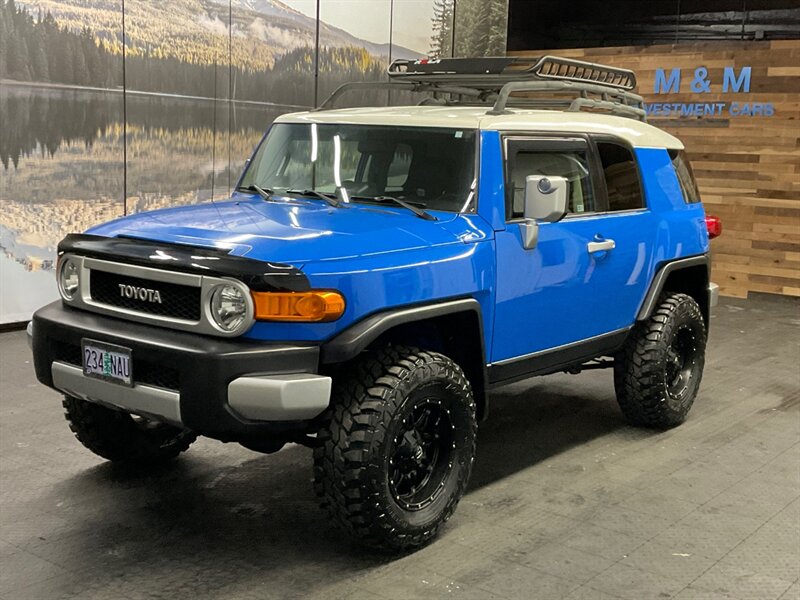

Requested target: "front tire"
[
  {"left": 63, "top": 396, "right": 196, "bottom": 465},
  {"left": 313, "top": 346, "right": 477, "bottom": 551},
  {"left": 614, "top": 293, "right": 707, "bottom": 428}
]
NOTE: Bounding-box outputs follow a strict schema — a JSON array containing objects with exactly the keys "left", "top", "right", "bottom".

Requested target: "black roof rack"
[
  {"left": 316, "top": 56, "right": 647, "bottom": 122},
  {"left": 388, "top": 56, "right": 638, "bottom": 90}
]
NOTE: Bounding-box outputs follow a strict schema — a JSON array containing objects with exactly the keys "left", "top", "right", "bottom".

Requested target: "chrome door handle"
[{"left": 587, "top": 239, "right": 615, "bottom": 253}]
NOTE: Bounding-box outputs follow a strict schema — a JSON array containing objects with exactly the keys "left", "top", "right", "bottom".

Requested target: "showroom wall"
[
  {"left": 507, "top": 0, "right": 800, "bottom": 50},
  {"left": 0, "top": 0, "right": 509, "bottom": 323},
  {"left": 508, "top": 40, "right": 799, "bottom": 299},
  {"left": 508, "top": 0, "right": 799, "bottom": 299}
]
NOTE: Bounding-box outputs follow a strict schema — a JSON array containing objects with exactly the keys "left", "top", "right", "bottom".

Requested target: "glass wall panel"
[
  {"left": 453, "top": 0, "right": 509, "bottom": 57},
  {"left": 387, "top": 0, "right": 447, "bottom": 106},
  {"left": 0, "top": 0, "right": 124, "bottom": 323},
  {"left": 318, "top": 0, "right": 392, "bottom": 108},
  {"left": 123, "top": 0, "right": 224, "bottom": 214},
  {"left": 392, "top": 0, "right": 441, "bottom": 59},
  {"left": 227, "top": 0, "right": 317, "bottom": 190}
]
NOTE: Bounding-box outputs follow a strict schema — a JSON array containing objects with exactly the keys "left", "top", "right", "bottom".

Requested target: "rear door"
[{"left": 490, "top": 134, "right": 656, "bottom": 365}]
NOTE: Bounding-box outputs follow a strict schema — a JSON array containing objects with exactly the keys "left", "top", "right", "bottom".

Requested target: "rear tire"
[
  {"left": 614, "top": 293, "right": 707, "bottom": 428},
  {"left": 313, "top": 345, "right": 477, "bottom": 551},
  {"left": 63, "top": 396, "right": 196, "bottom": 465}
]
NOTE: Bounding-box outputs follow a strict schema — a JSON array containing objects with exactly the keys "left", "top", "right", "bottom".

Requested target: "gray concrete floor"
[{"left": 1, "top": 295, "right": 798, "bottom": 600}]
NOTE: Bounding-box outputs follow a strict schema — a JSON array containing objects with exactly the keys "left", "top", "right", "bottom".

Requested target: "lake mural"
[{"left": 0, "top": 0, "right": 508, "bottom": 323}]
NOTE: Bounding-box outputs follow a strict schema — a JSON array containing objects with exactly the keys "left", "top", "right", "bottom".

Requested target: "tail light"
[{"left": 705, "top": 215, "right": 722, "bottom": 239}]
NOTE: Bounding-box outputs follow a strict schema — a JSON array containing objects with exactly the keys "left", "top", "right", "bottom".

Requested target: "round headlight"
[
  {"left": 209, "top": 283, "right": 249, "bottom": 333},
  {"left": 59, "top": 258, "right": 80, "bottom": 300}
]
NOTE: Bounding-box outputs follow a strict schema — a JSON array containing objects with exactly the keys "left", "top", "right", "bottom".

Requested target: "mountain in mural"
[
  {"left": 224, "top": 0, "right": 422, "bottom": 57},
  {"left": 15, "top": 0, "right": 422, "bottom": 72},
  {"left": 2, "top": 0, "right": 412, "bottom": 104}
]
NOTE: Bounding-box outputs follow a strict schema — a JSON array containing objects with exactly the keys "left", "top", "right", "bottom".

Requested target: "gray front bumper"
[
  {"left": 228, "top": 374, "right": 332, "bottom": 421},
  {"left": 32, "top": 302, "right": 332, "bottom": 439},
  {"left": 50, "top": 361, "right": 331, "bottom": 426},
  {"left": 53, "top": 361, "right": 184, "bottom": 425}
]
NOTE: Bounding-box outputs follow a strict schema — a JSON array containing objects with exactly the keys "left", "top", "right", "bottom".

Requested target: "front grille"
[
  {"left": 89, "top": 269, "right": 201, "bottom": 321},
  {"left": 135, "top": 362, "right": 180, "bottom": 390},
  {"left": 53, "top": 339, "right": 82, "bottom": 367},
  {"left": 52, "top": 341, "right": 180, "bottom": 391}
]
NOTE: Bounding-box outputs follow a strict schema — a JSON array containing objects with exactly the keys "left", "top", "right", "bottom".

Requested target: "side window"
[
  {"left": 669, "top": 149, "right": 701, "bottom": 203},
  {"left": 597, "top": 142, "right": 645, "bottom": 211},
  {"left": 507, "top": 149, "right": 596, "bottom": 219}
]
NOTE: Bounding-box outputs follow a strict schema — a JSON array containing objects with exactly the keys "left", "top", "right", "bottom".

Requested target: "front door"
[{"left": 490, "top": 135, "right": 655, "bottom": 366}]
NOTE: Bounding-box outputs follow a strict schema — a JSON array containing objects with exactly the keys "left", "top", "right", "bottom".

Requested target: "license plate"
[{"left": 81, "top": 339, "right": 133, "bottom": 387}]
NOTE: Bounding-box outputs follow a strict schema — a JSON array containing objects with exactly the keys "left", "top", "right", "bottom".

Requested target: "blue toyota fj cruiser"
[{"left": 30, "top": 57, "right": 720, "bottom": 551}]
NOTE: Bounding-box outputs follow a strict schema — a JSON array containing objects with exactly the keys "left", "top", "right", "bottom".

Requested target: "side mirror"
[
  {"left": 524, "top": 175, "right": 568, "bottom": 222},
  {"left": 518, "top": 175, "right": 568, "bottom": 250}
]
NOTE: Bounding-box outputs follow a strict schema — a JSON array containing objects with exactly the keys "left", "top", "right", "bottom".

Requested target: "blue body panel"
[
  {"left": 492, "top": 211, "right": 653, "bottom": 361},
  {"left": 487, "top": 146, "right": 708, "bottom": 363},
  {"left": 256, "top": 238, "right": 496, "bottom": 344},
  {"left": 477, "top": 131, "right": 507, "bottom": 232},
  {"left": 634, "top": 147, "right": 709, "bottom": 264},
  {"left": 86, "top": 133, "right": 708, "bottom": 364},
  {"left": 88, "top": 196, "right": 498, "bottom": 344},
  {"left": 89, "top": 197, "right": 464, "bottom": 265}
]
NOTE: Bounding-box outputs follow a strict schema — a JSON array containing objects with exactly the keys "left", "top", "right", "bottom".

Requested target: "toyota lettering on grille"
[{"left": 118, "top": 283, "right": 163, "bottom": 304}]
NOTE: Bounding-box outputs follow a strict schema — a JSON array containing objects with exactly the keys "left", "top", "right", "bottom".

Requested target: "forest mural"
[{"left": 0, "top": 0, "right": 508, "bottom": 323}]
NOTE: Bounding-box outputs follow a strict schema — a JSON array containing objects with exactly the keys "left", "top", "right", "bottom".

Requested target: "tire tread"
[
  {"left": 614, "top": 293, "right": 706, "bottom": 429},
  {"left": 63, "top": 396, "right": 196, "bottom": 464},
  {"left": 313, "top": 345, "right": 476, "bottom": 551}
]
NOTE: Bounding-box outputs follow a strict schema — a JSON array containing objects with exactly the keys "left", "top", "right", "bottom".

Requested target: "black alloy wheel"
[
  {"left": 614, "top": 292, "right": 707, "bottom": 428},
  {"left": 665, "top": 324, "right": 700, "bottom": 400},
  {"left": 313, "top": 345, "right": 477, "bottom": 551},
  {"left": 388, "top": 398, "right": 455, "bottom": 511}
]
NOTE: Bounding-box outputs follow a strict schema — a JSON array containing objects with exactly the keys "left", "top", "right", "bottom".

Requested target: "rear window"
[{"left": 669, "top": 149, "right": 701, "bottom": 204}]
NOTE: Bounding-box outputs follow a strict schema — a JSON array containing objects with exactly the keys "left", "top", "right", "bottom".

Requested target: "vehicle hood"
[{"left": 87, "top": 196, "right": 491, "bottom": 266}]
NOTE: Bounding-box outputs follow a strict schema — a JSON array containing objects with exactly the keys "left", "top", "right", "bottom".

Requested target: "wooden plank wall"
[{"left": 509, "top": 41, "right": 800, "bottom": 298}]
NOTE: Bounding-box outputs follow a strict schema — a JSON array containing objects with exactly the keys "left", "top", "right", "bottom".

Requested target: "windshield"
[{"left": 239, "top": 123, "right": 478, "bottom": 213}]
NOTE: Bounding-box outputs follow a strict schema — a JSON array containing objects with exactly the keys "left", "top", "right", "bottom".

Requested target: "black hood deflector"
[{"left": 58, "top": 234, "right": 310, "bottom": 292}]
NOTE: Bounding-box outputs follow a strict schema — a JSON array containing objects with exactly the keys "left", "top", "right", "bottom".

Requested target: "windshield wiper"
[
  {"left": 283, "top": 189, "right": 342, "bottom": 208},
  {"left": 236, "top": 184, "right": 276, "bottom": 202},
  {"left": 351, "top": 195, "right": 436, "bottom": 221}
]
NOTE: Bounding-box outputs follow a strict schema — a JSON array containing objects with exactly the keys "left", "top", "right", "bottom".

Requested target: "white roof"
[{"left": 277, "top": 105, "right": 683, "bottom": 150}]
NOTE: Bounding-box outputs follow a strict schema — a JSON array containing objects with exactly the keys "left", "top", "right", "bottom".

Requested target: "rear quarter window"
[
  {"left": 596, "top": 141, "right": 645, "bottom": 211},
  {"left": 669, "top": 149, "right": 701, "bottom": 204}
]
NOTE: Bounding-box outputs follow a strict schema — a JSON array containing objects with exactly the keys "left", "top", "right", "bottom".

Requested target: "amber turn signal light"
[{"left": 251, "top": 291, "right": 345, "bottom": 322}]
